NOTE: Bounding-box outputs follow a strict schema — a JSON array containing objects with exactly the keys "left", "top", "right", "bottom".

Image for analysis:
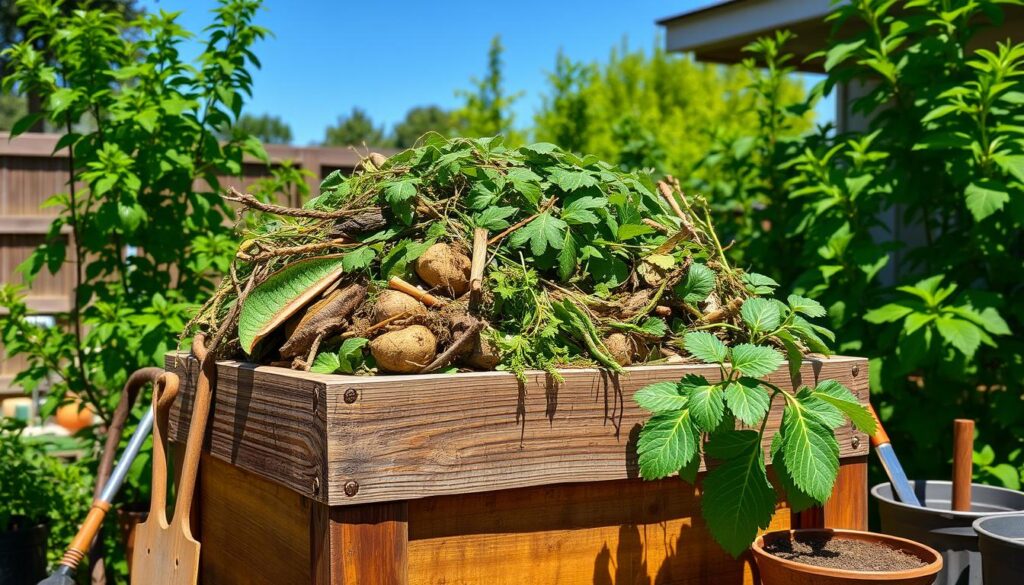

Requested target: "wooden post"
[{"left": 952, "top": 419, "right": 975, "bottom": 511}]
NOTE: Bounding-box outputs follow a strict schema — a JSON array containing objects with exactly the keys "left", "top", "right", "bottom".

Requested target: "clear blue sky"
[{"left": 142, "top": 0, "right": 833, "bottom": 145}]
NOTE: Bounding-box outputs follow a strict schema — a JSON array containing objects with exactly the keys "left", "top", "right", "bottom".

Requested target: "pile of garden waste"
[{"left": 189, "top": 134, "right": 833, "bottom": 378}]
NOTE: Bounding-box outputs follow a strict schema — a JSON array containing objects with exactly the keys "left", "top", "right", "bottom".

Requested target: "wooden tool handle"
[
  {"left": 149, "top": 372, "right": 180, "bottom": 519},
  {"left": 867, "top": 403, "right": 890, "bottom": 447},
  {"left": 60, "top": 500, "right": 111, "bottom": 569},
  {"left": 171, "top": 335, "right": 215, "bottom": 536},
  {"left": 953, "top": 418, "right": 975, "bottom": 512},
  {"left": 388, "top": 276, "right": 443, "bottom": 307}
]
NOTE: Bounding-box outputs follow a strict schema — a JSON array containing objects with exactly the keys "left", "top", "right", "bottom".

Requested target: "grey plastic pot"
[
  {"left": 973, "top": 513, "right": 1024, "bottom": 584},
  {"left": 872, "top": 480, "right": 1024, "bottom": 585}
]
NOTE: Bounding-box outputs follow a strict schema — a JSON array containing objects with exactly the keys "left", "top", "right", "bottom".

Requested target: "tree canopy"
[
  {"left": 323, "top": 106, "right": 388, "bottom": 147},
  {"left": 223, "top": 112, "right": 293, "bottom": 144}
]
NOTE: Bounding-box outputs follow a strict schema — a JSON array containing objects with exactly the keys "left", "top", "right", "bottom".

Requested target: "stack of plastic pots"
[
  {"left": 973, "top": 513, "right": 1024, "bottom": 583},
  {"left": 872, "top": 480, "right": 1024, "bottom": 584}
]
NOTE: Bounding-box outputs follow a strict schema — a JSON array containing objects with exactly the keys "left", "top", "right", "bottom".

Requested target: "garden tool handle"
[
  {"left": 867, "top": 403, "right": 890, "bottom": 447},
  {"left": 170, "top": 335, "right": 214, "bottom": 535},
  {"left": 148, "top": 372, "right": 181, "bottom": 521},
  {"left": 952, "top": 419, "right": 975, "bottom": 512}
]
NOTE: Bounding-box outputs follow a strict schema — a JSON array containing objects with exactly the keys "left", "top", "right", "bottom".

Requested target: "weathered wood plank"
[
  {"left": 332, "top": 503, "right": 409, "bottom": 585},
  {"left": 165, "top": 353, "right": 869, "bottom": 507},
  {"left": 165, "top": 353, "right": 330, "bottom": 502},
  {"left": 406, "top": 474, "right": 790, "bottom": 585},
  {"left": 326, "top": 356, "right": 869, "bottom": 506}
]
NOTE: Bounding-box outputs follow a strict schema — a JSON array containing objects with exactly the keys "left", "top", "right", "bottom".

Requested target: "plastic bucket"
[
  {"left": 973, "top": 513, "right": 1024, "bottom": 583},
  {"left": 872, "top": 480, "right": 1024, "bottom": 585}
]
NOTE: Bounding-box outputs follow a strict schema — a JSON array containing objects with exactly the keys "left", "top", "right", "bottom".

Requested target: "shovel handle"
[
  {"left": 952, "top": 419, "right": 975, "bottom": 512},
  {"left": 170, "top": 335, "right": 215, "bottom": 536}
]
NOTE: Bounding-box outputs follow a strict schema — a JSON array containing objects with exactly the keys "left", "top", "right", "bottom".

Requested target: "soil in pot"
[
  {"left": 752, "top": 529, "right": 942, "bottom": 585},
  {"left": 764, "top": 533, "right": 927, "bottom": 572}
]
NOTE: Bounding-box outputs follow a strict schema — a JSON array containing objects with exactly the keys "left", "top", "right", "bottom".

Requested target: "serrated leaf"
[
  {"left": 474, "top": 206, "right": 518, "bottom": 230},
  {"left": 701, "top": 438, "right": 777, "bottom": 557},
  {"left": 687, "top": 382, "right": 725, "bottom": 431},
  {"left": 548, "top": 167, "right": 598, "bottom": 191},
  {"left": 637, "top": 410, "right": 699, "bottom": 480},
  {"left": 562, "top": 196, "right": 606, "bottom": 225},
  {"left": 679, "top": 449, "right": 702, "bottom": 483},
  {"left": 557, "top": 231, "right": 578, "bottom": 281},
  {"left": 310, "top": 351, "right": 341, "bottom": 374},
  {"left": 729, "top": 344, "right": 783, "bottom": 378},
  {"left": 342, "top": 246, "right": 376, "bottom": 272},
  {"left": 384, "top": 178, "right": 418, "bottom": 203},
  {"left": 617, "top": 223, "right": 655, "bottom": 241},
  {"left": 776, "top": 330, "right": 804, "bottom": 382},
  {"left": 724, "top": 379, "right": 770, "bottom": 426},
  {"left": 787, "top": 294, "right": 826, "bottom": 318},
  {"left": 965, "top": 181, "right": 1009, "bottom": 221},
  {"left": 635, "top": 381, "right": 689, "bottom": 412},
  {"left": 506, "top": 167, "right": 543, "bottom": 205},
  {"left": 813, "top": 380, "right": 875, "bottom": 434},
  {"left": 795, "top": 387, "right": 845, "bottom": 429},
  {"left": 864, "top": 303, "right": 915, "bottom": 324},
  {"left": 508, "top": 212, "right": 568, "bottom": 256},
  {"left": 936, "top": 314, "right": 982, "bottom": 357},
  {"left": 780, "top": 402, "right": 840, "bottom": 502},
  {"left": 238, "top": 256, "right": 345, "bottom": 354},
  {"left": 706, "top": 429, "right": 760, "bottom": 460},
  {"left": 741, "top": 298, "right": 781, "bottom": 332},
  {"left": 771, "top": 432, "right": 819, "bottom": 513},
  {"left": 684, "top": 331, "right": 728, "bottom": 364},
  {"left": 676, "top": 263, "right": 716, "bottom": 303},
  {"left": 742, "top": 272, "right": 778, "bottom": 294},
  {"left": 637, "top": 317, "right": 667, "bottom": 338}
]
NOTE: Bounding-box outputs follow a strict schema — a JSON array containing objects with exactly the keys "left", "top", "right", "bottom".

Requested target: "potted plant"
[{"left": 751, "top": 528, "right": 942, "bottom": 584}]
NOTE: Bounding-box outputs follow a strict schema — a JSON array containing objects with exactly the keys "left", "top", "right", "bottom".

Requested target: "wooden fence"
[{"left": 0, "top": 132, "right": 389, "bottom": 397}]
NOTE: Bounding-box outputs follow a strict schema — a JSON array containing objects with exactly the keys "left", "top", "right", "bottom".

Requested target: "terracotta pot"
[
  {"left": 751, "top": 529, "right": 943, "bottom": 585},
  {"left": 54, "top": 396, "right": 96, "bottom": 433}
]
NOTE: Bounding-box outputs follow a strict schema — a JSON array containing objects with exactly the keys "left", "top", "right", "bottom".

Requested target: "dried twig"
[
  {"left": 388, "top": 276, "right": 443, "bottom": 307},
  {"left": 419, "top": 319, "right": 484, "bottom": 374},
  {"left": 488, "top": 197, "right": 556, "bottom": 245},
  {"left": 225, "top": 187, "right": 370, "bottom": 219},
  {"left": 701, "top": 297, "right": 743, "bottom": 324},
  {"left": 470, "top": 227, "right": 488, "bottom": 301},
  {"left": 236, "top": 239, "right": 354, "bottom": 262}
]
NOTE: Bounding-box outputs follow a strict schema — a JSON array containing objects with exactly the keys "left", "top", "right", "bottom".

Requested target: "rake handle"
[{"left": 952, "top": 419, "right": 975, "bottom": 512}]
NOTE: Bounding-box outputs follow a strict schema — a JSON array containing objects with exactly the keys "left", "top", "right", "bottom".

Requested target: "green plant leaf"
[
  {"left": 508, "top": 212, "right": 568, "bottom": 256},
  {"left": 683, "top": 331, "right": 728, "bottom": 364},
  {"left": 310, "top": 351, "right": 341, "bottom": 374},
  {"left": 706, "top": 429, "right": 760, "bottom": 459},
  {"left": 342, "top": 247, "right": 376, "bottom": 272},
  {"left": 787, "top": 294, "right": 826, "bottom": 318},
  {"left": 729, "top": 344, "right": 783, "bottom": 378},
  {"left": 780, "top": 402, "right": 839, "bottom": 502},
  {"left": 687, "top": 381, "right": 724, "bottom": 431},
  {"left": 741, "top": 298, "right": 781, "bottom": 332},
  {"left": 824, "top": 39, "right": 865, "bottom": 70},
  {"left": 474, "top": 206, "right": 518, "bottom": 230},
  {"left": 635, "top": 381, "right": 688, "bottom": 412},
  {"left": 637, "top": 409, "right": 699, "bottom": 480},
  {"left": 771, "top": 432, "right": 819, "bottom": 513},
  {"left": 741, "top": 272, "right": 778, "bottom": 295},
  {"left": 548, "top": 167, "right": 598, "bottom": 191},
  {"left": 724, "top": 378, "right": 770, "bottom": 426},
  {"left": 676, "top": 263, "right": 716, "bottom": 302},
  {"left": 238, "top": 256, "right": 346, "bottom": 354},
  {"left": 965, "top": 181, "right": 1009, "bottom": 221},
  {"left": 864, "top": 302, "right": 916, "bottom": 324},
  {"left": 935, "top": 315, "right": 982, "bottom": 357},
  {"left": 701, "top": 435, "right": 776, "bottom": 557},
  {"left": 812, "top": 380, "right": 875, "bottom": 434}
]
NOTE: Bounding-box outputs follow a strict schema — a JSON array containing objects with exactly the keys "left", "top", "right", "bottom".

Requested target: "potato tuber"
[
  {"left": 371, "top": 290, "right": 426, "bottom": 324},
  {"left": 416, "top": 243, "right": 471, "bottom": 297},
  {"left": 370, "top": 325, "right": 437, "bottom": 373}
]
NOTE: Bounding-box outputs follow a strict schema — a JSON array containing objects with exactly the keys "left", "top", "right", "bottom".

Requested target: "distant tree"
[
  {"left": 532, "top": 40, "right": 810, "bottom": 179},
  {"left": 323, "top": 107, "right": 389, "bottom": 147},
  {"left": 533, "top": 51, "right": 593, "bottom": 153},
  {"left": 454, "top": 35, "right": 523, "bottom": 143},
  {"left": 223, "top": 112, "right": 293, "bottom": 144},
  {"left": 392, "top": 105, "right": 454, "bottom": 148},
  {"left": 0, "top": 92, "right": 25, "bottom": 131}
]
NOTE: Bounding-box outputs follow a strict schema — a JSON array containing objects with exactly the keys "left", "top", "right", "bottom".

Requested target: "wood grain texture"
[
  {"left": 407, "top": 475, "right": 789, "bottom": 585},
  {"left": 794, "top": 456, "right": 868, "bottom": 531},
  {"left": 332, "top": 503, "right": 409, "bottom": 585},
  {"left": 194, "top": 453, "right": 321, "bottom": 585},
  {"left": 164, "top": 353, "right": 331, "bottom": 502},
  {"left": 165, "top": 353, "right": 869, "bottom": 507},
  {"left": 326, "top": 356, "right": 869, "bottom": 506}
]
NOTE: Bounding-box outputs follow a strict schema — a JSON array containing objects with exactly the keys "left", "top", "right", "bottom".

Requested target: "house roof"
[
  {"left": 658, "top": 0, "right": 1024, "bottom": 72},
  {"left": 657, "top": 0, "right": 836, "bottom": 72}
]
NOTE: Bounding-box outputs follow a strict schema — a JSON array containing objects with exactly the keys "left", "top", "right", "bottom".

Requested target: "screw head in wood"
[
  {"left": 852, "top": 365, "right": 860, "bottom": 377},
  {"left": 343, "top": 387, "right": 359, "bottom": 404},
  {"left": 344, "top": 480, "right": 359, "bottom": 497},
  {"left": 312, "top": 476, "right": 321, "bottom": 496},
  {"left": 852, "top": 436, "right": 861, "bottom": 449}
]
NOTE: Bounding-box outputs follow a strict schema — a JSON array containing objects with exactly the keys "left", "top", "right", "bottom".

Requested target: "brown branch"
[
  {"left": 470, "top": 227, "right": 488, "bottom": 300},
  {"left": 642, "top": 218, "right": 670, "bottom": 234},
  {"left": 488, "top": 197, "right": 556, "bottom": 245},
  {"left": 419, "top": 319, "right": 484, "bottom": 374},
  {"left": 700, "top": 297, "right": 743, "bottom": 324},
  {"left": 236, "top": 239, "right": 354, "bottom": 262},
  {"left": 388, "top": 276, "right": 443, "bottom": 307},
  {"left": 225, "top": 186, "right": 370, "bottom": 219}
]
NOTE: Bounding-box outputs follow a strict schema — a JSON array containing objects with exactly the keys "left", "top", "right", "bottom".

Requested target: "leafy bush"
[{"left": 698, "top": 0, "right": 1021, "bottom": 487}]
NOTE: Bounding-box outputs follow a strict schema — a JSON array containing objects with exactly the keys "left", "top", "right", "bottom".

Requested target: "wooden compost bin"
[{"left": 164, "top": 354, "right": 870, "bottom": 585}]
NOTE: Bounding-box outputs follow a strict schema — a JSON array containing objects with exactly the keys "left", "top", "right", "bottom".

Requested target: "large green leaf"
[
  {"left": 729, "top": 344, "right": 783, "bottom": 378},
  {"left": 701, "top": 433, "right": 777, "bottom": 557},
  {"left": 687, "top": 380, "right": 725, "bottom": 431},
  {"left": 637, "top": 409, "right": 699, "bottom": 480},
  {"left": 812, "top": 380, "right": 875, "bottom": 434},
  {"left": 683, "top": 331, "right": 728, "bottom": 364},
  {"left": 740, "top": 298, "right": 781, "bottom": 332},
  {"left": 724, "top": 378, "right": 770, "bottom": 426},
  {"left": 635, "top": 381, "right": 689, "bottom": 412},
  {"left": 780, "top": 401, "right": 840, "bottom": 502},
  {"left": 238, "top": 255, "right": 346, "bottom": 354},
  {"left": 965, "top": 181, "right": 1009, "bottom": 221}
]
